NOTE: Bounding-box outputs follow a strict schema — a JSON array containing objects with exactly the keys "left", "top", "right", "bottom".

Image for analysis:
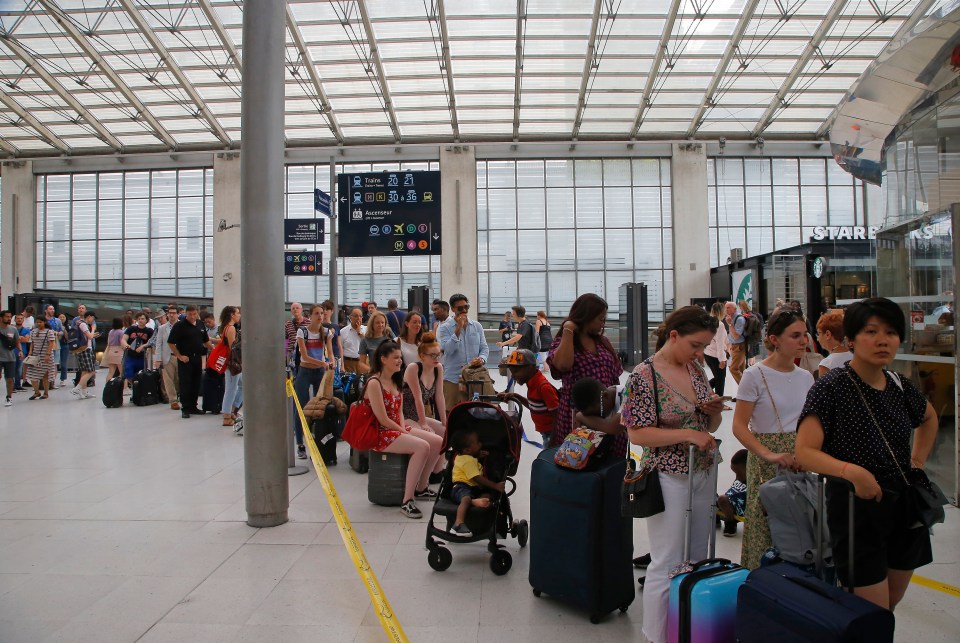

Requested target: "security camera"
[{"left": 222, "top": 272, "right": 233, "bottom": 282}]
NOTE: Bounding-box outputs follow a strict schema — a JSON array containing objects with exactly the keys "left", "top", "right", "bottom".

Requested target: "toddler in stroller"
[
  {"left": 425, "top": 398, "right": 529, "bottom": 575},
  {"left": 449, "top": 430, "right": 505, "bottom": 537}
]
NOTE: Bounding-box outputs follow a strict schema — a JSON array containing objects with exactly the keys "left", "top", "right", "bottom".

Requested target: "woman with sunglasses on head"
[
  {"left": 796, "top": 298, "right": 937, "bottom": 610},
  {"left": 731, "top": 308, "right": 814, "bottom": 569},
  {"left": 547, "top": 293, "right": 626, "bottom": 455},
  {"left": 359, "top": 311, "right": 395, "bottom": 373},
  {"left": 403, "top": 332, "right": 447, "bottom": 482},
  {"left": 366, "top": 340, "right": 445, "bottom": 519},
  {"left": 621, "top": 306, "right": 726, "bottom": 643}
]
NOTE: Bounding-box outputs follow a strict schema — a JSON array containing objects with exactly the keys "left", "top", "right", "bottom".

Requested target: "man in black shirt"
[{"left": 167, "top": 305, "right": 214, "bottom": 418}]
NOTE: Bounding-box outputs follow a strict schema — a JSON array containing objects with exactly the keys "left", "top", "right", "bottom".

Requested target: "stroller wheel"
[
  {"left": 512, "top": 519, "right": 528, "bottom": 548},
  {"left": 489, "top": 549, "right": 512, "bottom": 576},
  {"left": 427, "top": 546, "right": 452, "bottom": 572}
]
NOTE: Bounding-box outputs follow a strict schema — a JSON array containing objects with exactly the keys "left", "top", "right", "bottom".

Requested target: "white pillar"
[
  {"left": 439, "top": 145, "right": 478, "bottom": 312},
  {"left": 670, "top": 144, "right": 710, "bottom": 307},
  {"left": 213, "top": 152, "right": 241, "bottom": 314},
  {"left": 0, "top": 161, "right": 36, "bottom": 301}
]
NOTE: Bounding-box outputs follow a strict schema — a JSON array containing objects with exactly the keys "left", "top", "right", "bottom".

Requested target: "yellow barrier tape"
[
  {"left": 286, "top": 379, "right": 409, "bottom": 643},
  {"left": 912, "top": 574, "right": 960, "bottom": 599}
]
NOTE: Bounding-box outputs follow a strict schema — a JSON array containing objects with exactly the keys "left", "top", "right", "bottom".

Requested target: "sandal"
[
  {"left": 29, "top": 394, "right": 40, "bottom": 400},
  {"left": 41, "top": 394, "right": 49, "bottom": 399},
  {"left": 223, "top": 414, "right": 235, "bottom": 427}
]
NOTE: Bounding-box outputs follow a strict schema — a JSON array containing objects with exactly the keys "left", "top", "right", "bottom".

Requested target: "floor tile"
[{"left": 159, "top": 577, "right": 280, "bottom": 625}]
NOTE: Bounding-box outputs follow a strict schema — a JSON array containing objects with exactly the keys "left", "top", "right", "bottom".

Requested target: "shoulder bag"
[
  {"left": 208, "top": 339, "right": 231, "bottom": 375},
  {"left": 23, "top": 332, "right": 49, "bottom": 367},
  {"left": 622, "top": 360, "right": 665, "bottom": 518},
  {"left": 846, "top": 370, "right": 947, "bottom": 529},
  {"left": 341, "top": 376, "right": 382, "bottom": 451}
]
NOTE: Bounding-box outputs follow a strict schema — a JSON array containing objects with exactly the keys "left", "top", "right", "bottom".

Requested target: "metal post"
[
  {"left": 329, "top": 157, "right": 338, "bottom": 308},
  {"left": 242, "top": 0, "right": 288, "bottom": 528}
]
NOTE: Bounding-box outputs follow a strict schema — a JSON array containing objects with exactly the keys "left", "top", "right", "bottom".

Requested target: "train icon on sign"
[{"left": 423, "top": 192, "right": 433, "bottom": 202}]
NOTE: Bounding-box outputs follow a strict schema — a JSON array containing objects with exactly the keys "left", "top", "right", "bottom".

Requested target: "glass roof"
[{"left": 0, "top": 0, "right": 940, "bottom": 157}]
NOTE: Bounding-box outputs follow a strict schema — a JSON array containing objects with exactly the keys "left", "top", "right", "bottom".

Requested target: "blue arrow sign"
[{"left": 314, "top": 188, "right": 331, "bottom": 216}]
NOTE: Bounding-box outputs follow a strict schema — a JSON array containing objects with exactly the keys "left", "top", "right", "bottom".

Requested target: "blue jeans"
[
  {"left": 293, "top": 367, "right": 325, "bottom": 446},
  {"left": 15, "top": 357, "right": 23, "bottom": 386},
  {"left": 59, "top": 346, "right": 70, "bottom": 381},
  {"left": 223, "top": 370, "right": 243, "bottom": 413}
]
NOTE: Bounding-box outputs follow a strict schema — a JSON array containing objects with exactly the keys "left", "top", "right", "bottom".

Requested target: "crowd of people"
[{"left": 1, "top": 290, "right": 943, "bottom": 641}]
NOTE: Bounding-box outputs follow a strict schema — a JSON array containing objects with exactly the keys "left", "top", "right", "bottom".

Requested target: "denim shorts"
[{"left": 451, "top": 482, "right": 477, "bottom": 504}]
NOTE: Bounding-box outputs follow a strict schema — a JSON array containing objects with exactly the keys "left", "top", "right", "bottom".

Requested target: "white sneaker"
[
  {"left": 71, "top": 387, "right": 81, "bottom": 397},
  {"left": 79, "top": 390, "right": 93, "bottom": 399},
  {"left": 4, "top": 397, "right": 11, "bottom": 407}
]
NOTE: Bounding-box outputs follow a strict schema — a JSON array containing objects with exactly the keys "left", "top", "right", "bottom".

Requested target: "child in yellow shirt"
[{"left": 449, "top": 429, "right": 505, "bottom": 537}]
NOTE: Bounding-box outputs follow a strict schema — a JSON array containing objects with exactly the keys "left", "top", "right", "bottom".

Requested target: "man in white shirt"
[
  {"left": 148, "top": 307, "right": 181, "bottom": 410},
  {"left": 340, "top": 308, "right": 367, "bottom": 373}
]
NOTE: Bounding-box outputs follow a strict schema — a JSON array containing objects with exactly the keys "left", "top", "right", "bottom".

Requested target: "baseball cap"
[{"left": 500, "top": 349, "right": 537, "bottom": 368}]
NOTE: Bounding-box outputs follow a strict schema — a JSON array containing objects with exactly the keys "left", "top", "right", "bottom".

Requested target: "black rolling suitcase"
[
  {"left": 311, "top": 403, "right": 340, "bottom": 466},
  {"left": 529, "top": 447, "right": 634, "bottom": 623},
  {"left": 736, "top": 475, "right": 895, "bottom": 643},
  {"left": 131, "top": 368, "right": 160, "bottom": 406},
  {"left": 201, "top": 369, "right": 225, "bottom": 414},
  {"left": 350, "top": 447, "right": 369, "bottom": 473},
  {"left": 102, "top": 376, "right": 124, "bottom": 408}
]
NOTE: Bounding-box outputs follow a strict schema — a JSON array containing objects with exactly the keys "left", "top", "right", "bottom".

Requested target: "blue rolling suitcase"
[
  {"left": 667, "top": 442, "right": 749, "bottom": 643},
  {"left": 529, "top": 448, "right": 634, "bottom": 624},
  {"left": 736, "top": 475, "right": 895, "bottom": 642}
]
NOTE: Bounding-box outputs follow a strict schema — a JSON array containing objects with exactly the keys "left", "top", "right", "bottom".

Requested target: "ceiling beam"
[
  {"left": 0, "top": 33, "right": 123, "bottom": 151},
  {"left": 116, "top": 0, "right": 232, "bottom": 147},
  {"left": 815, "top": 0, "right": 938, "bottom": 139},
  {"left": 433, "top": 0, "right": 460, "bottom": 141},
  {"left": 285, "top": 4, "right": 344, "bottom": 145},
  {"left": 36, "top": 0, "right": 178, "bottom": 150},
  {"left": 629, "top": 0, "right": 682, "bottom": 139},
  {"left": 685, "top": 0, "right": 761, "bottom": 138},
  {"left": 512, "top": 0, "right": 526, "bottom": 141},
  {"left": 572, "top": 0, "right": 605, "bottom": 140},
  {"left": 355, "top": 0, "right": 402, "bottom": 143},
  {"left": 0, "top": 135, "right": 19, "bottom": 156},
  {"left": 751, "top": 0, "right": 849, "bottom": 138},
  {"left": 0, "top": 91, "right": 69, "bottom": 153},
  {"left": 195, "top": 0, "right": 242, "bottom": 77}
]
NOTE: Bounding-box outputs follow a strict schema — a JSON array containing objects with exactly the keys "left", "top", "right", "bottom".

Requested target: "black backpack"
[
  {"left": 67, "top": 320, "right": 86, "bottom": 351},
  {"left": 742, "top": 313, "right": 763, "bottom": 345}
]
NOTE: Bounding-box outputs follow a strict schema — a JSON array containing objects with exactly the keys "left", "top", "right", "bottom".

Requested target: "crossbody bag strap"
[
  {"left": 844, "top": 370, "right": 909, "bottom": 485},
  {"left": 757, "top": 365, "right": 786, "bottom": 433}
]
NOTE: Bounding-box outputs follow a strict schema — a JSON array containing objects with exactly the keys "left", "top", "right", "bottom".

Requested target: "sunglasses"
[{"left": 456, "top": 305, "right": 470, "bottom": 312}]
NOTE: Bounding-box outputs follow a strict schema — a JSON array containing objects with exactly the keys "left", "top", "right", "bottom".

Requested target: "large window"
[
  {"left": 35, "top": 169, "right": 214, "bottom": 296},
  {"left": 283, "top": 161, "right": 441, "bottom": 306},
  {"left": 708, "top": 157, "right": 881, "bottom": 267},
  {"left": 477, "top": 158, "right": 673, "bottom": 317}
]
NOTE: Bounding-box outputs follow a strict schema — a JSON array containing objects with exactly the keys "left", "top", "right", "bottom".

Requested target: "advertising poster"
[{"left": 732, "top": 269, "right": 754, "bottom": 310}]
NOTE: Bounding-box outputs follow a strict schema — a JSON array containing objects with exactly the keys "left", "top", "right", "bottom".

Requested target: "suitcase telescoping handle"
[
  {"left": 819, "top": 473, "right": 855, "bottom": 593},
  {"left": 682, "top": 439, "right": 722, "bottom": 564}
]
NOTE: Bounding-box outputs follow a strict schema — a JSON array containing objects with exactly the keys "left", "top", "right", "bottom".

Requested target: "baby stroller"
[{"left": 425, "top": 396, "right": 529, "bottom": 575}]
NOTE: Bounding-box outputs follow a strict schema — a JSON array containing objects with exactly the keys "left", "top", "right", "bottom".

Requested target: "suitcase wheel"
[
  {"left": 532, "top": 588, "right": 541, "bottom": 598},
  {"left": 427, "top": 546, "right": 452, "bottom": 572},
  {"left": 489, "top": 549, "right": 512, "bottom": 576},
  {"left": 590, "top": 614, "right": 601, "bottom": 625}
]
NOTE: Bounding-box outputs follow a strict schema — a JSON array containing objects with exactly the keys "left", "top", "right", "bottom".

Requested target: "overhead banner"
[{"left": 337, "top": 171, "right": 441, "bottom": 257}]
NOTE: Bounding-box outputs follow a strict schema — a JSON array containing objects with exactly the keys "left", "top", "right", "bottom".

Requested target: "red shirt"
[{"left": 526, "top": 371, "right": 559, "bottom": 434}]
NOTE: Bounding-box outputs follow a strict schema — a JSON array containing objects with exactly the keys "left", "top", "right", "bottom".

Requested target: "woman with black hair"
[
  {"left": 621, "top": 305, "right": 726, "bottom": 643},
  {"left": 546, "top": 293, "right": 625, "bottom": 454},
  {"left": 365, "top": 340, "right": 444, "bottom": 519},
  {"left": 796, "top": 297, "right": 938, "bottom": 610},
  {"left": 731, "top": 308, "right": 814, "bottom": 569}
]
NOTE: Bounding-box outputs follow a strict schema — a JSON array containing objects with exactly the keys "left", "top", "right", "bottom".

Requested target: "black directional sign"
[
  {"left": 284, "top": 251, "right": 322, "bottom": 276},
  {"left": 337, "top": 171, "right": 441, "bottom": 257},
  {"left": 284, "top": 218, "right": 325, "bottom": 245}
]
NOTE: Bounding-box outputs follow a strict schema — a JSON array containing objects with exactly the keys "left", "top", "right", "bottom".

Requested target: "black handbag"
[
  {"left": 622, "top": 359, "right": 665, "bottom": 518},
  {"left": 847, "top": 371, "right": 948, "bottom": 529}
]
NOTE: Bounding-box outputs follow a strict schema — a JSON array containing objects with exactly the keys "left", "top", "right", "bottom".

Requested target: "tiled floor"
[{"left": 0, "top": 370, "right": 957, "bottom": 642}]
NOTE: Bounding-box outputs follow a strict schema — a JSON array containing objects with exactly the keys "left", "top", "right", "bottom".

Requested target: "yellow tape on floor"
[
  {"left": 286, "top": 379, "right": 409, "bottom": 643},
  {"left": 911, "top": 574, "right": 960, "bottom": 599}
]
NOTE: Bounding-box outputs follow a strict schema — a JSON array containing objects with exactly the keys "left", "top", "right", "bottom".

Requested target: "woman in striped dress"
[{"left": 26, "top": 317, "right": 57, "bottom": 400}]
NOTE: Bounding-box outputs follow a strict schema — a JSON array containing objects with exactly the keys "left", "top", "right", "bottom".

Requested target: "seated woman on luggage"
[
  {"left": 402, "top": 332, "right": 447, "bottom": 482},
  {"left": 621, "top": 306, "right": 726, "bottom": 643},
  {"left": 796, "top": 297, "right": 938, "bottom": 611},
  {"left": 121, "top": 312, "right": 154, "bottom": 386},
  {"left": 365, "top": 340, "right": 444, "bottom": 520},
  {"left": 449, "top": 429, "right": 504, "bottom": 537},
  {"left": 731, "top": 308, "right": 813, "bottom": 569}
]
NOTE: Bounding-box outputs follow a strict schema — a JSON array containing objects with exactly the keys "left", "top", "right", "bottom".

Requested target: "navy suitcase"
[
  {"left": 201, "top": 369, "right": 225, "bottom": 414},
  {"left": 131, "top": 369, "right": 159, "bottom": 406},
  {"left": 529, "top": 448, "right": 634, "bottom": 623},
  {"left": 736, "top": 563, "right": 894, "bottom": 642},
  {"left": 102, "top": 376, "right": 124, "bottom": 408}
]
